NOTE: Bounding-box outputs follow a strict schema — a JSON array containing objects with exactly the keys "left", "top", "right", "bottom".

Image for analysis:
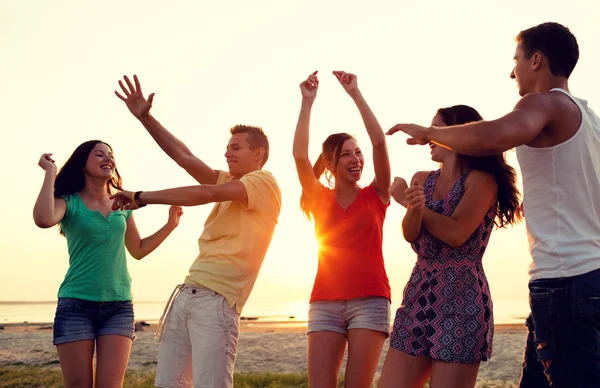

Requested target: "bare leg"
[
  {"left": 308, "top": 331, "right": 347, "bottom": 388},
  {"left": 344, "top": 329, "right": 386, "bottom": 388},
  {"left": 429, "top": 359, "right": 480, "bottom": 388},
  {"left": 95, "top": 335, "right": 133, "bottom": 388},
  {"left": 56, "top": 340, "right": 95, "bottom": 388},
  {"left": 378, "top": 347, "right": 431, "bottom": 388}
]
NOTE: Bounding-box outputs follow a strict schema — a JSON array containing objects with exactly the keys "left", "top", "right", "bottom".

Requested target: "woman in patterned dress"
[{"left": 379, "top": 105, "right": 522, "bottom": 388}]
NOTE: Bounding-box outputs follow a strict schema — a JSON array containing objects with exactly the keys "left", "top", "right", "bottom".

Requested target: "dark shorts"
[
  {"left": 53, "top": 297, "right": 135, "bottom": 345},
  {"left": 519, "top": 268, "right": 600, "bottom": 388}
]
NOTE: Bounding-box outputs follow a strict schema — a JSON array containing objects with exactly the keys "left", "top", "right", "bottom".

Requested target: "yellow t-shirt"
[{"left": 184, "top": 169, "right": 282, "bottom": 313}]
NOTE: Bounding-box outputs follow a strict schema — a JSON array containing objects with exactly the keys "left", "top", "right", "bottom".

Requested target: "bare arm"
[
  {"left": 388, "top": 93, "right": 554, "bottom": 156},
  {"left": 335, "top": 72, "right": 391, "bottom": 202},
  {"left": 421, "top": 171, "right": 497, "bottom": 248},
  {"left": 124, "top": 207, "right": 183, "bottom": 260},
  {"left": 293, "top": 72, "right": 321, "bottom": 199},
  {"left": 116, "top": 75, "right": 218, "bottom": 184},
  {"left": 33, "top": 154, "right": 66, "bottom": 228},
  {"left": 112, "top": 180, "right": 249, "bottom": 209},
  {"left": 137, "top": 115, "right": 218, "bottom": 184},
  {"left": 402, "top": 207, "right": 424, "bottom": 243},
  {"left": 401, "top": 173, "right": 428, "bottom": 243}
]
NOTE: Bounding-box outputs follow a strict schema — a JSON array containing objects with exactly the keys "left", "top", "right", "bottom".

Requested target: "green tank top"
[{"left": 58, "top": 192, "right": 133, "bottom": 301}]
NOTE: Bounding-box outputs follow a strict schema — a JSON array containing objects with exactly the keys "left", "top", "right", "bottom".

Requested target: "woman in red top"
[{"left": 293, "top": 70, "right": 392, "bottom": 387}]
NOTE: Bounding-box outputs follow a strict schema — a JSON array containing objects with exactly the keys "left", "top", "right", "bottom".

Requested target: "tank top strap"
[{"left": 423, "top": 170, "right": 440, "bottom": 200}]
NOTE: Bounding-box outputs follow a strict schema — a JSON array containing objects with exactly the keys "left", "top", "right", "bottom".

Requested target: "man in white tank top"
[{"left": 388, "top": 22, "right": 600, "bottom": 388}]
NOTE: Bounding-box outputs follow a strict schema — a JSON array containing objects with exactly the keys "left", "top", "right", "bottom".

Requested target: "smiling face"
[
  {"left": 331, "top": 138, "right": 364, "bottom": 183},
  {"left": 84, "top": 143, "right": 115, "bottom": 181},
  {"left": 510, "top": 43, "right": 537, "bottom": 96},
  {"left": 224, "top": 132, "right": 263, "bottom": 178},
  {"left": 429, "top": 114, "right": 454, "bottom": 163}
]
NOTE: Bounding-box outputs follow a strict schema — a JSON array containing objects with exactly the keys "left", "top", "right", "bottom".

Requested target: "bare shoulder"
[
  {"left": 517, "top": 90, "right": 577, "bottom": 113},
  {"left": 466, "top": 170, "right": 497, "bottom": 189},
  {"left": 412, "top": 170, "right": 432, "bottom": 185},
  {"left": 515, "top": 92, "right": 555, "bottom": 109}
]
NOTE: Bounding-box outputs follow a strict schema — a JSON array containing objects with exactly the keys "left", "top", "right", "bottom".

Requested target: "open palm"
[{"left": 115, "top": 75, "right": 154, "bottom": 119}]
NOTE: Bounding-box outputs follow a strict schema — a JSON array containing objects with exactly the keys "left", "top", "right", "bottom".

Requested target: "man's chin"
[{"left": 228, "top": 165, "right": 247, "bottom": 178}]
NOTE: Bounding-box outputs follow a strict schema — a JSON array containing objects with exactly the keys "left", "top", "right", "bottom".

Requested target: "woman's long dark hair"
[
  {"left": 55, "top": 140, "right": 123, "bottom": 234},
  {"left": 300, "top": 133, "right": 355, "bottom": 219},
  {"left": 437, "top": 105, "right": 522, "bottom": 228}
]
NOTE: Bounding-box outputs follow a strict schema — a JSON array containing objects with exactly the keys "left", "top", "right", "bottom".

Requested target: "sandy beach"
[{"left": 0, "top": 321, "right": 526, "bottom": 387}]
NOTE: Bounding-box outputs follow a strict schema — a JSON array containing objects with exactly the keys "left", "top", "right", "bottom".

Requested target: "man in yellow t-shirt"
[{"left": 114, "top": 75, "right": 282, "bottom": 388}]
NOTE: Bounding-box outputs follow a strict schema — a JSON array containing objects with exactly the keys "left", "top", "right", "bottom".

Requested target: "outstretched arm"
[
  {"left": 111, "top": 181, "right": 248, "bottom": 209},
  {"left": 125, "top": 206, "right": 183, "bottom": 260},
  {"left": 33, "top": 153, "right": 66, "bottom": 228},
  {"left": 115, "top": 75, "right": 218, "bottom": 184},
  {"left": 293, "top": 71, "right": 321, "bottom": 199},
  {"left": 334, "top": 71, "right": 391, "bottom": 202},
  {"left": 387, "top": 93, "right": 554, "bottom": 156}
]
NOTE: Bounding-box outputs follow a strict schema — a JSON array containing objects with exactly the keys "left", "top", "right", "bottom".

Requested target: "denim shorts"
[
  {"left": 53, "top": 297, "right": 135, "bottom": 345},
  {"left": 307, "top": 296, "right": 391, "bottom": 336},
  {"left": 519, "top": 268, "right": 600, "bottom": 388}
]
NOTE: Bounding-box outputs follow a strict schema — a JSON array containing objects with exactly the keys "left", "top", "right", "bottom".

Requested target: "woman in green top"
[{"left": 33, "top": 140, "right": 183, "bottom": 388}]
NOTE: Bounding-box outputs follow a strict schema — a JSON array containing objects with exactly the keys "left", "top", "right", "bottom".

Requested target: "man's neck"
[
  {"left": 230, "top": 167, "right": 262, "bottom": 180},
  {"left": 533, "top": 76, "right": 569, "bottom": 94}
]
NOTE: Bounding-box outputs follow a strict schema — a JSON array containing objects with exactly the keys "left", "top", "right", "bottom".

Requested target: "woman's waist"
[
  {"left": 310, "top": 281, "right": 391, "bottom": 302},
  {"left": 314, "top": 260, "right": 389, "bottom": 286},
  {"left": 413, "top": 254, "right": 485, "bottom": 269}
]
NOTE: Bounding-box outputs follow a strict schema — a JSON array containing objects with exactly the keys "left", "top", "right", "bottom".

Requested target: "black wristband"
[{"left": 134, "top": 191, "right": 147, "bottom": 208}]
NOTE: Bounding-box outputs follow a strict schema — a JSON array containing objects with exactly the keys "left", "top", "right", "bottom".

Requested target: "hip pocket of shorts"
[
  {"left": 117, "top": 300, "right": 134, "bottom": 309},
  {"left": 219, "top": 297, "right": 239, "bottom": 332},
  {"left": 377, "top": 299, "right": 391, "bottom": 323},
  {"left": 57, "top": 298, "right": 82, "bottom": 311}
]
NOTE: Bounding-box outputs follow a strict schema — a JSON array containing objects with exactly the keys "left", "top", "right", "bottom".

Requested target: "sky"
[{"left": 1, "top": 0, "right": 598, "bottom": 318}]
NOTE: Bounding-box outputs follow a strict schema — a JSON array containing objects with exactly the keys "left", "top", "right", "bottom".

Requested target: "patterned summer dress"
[{"left": 390, "top": 169, "right": 495, "bottom": 363}]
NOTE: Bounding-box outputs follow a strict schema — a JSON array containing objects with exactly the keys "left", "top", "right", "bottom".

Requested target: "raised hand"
[
  {"left": 300, "top": 71, "right": 319, "bottom": 101},
  {"left": 110, "top": 190, "right": 138, "bottom": 211},
  {"left": 38, "top": 153, "right": 57, "bottom": 173},
  {"left": 405, "top": 179, "right": 426, "bottom": 210},
  {"left": 167, "top": 205, "right": 184, "bottom": 227},
  {"left": 386, "top": 123, "right": 430, "bottom": 145},
  {"left": 389, "top": 177, "right": 409, "bottom": 207},
  {"left": 332, "top": 71, "right": 358, "bottom": 95},
  {"left": 115, "top": 75, "right": 154, "bottom": 119}
]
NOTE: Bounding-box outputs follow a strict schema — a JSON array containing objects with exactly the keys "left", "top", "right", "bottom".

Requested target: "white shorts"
[{"left": 155, "top": 284, "right": 240, "bottom": 388}]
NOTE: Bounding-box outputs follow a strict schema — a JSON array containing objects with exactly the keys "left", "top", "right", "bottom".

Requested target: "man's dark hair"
[{"left": 517, "top": 22, "right": 579, "bottom": 78}]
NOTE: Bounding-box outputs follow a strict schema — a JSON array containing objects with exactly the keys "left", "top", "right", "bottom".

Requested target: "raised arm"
[
  {"left": 115, "top": 75, "right": 218, "bottom": 184},
  {"left": 334, "top": 71, "right": 391, "bottom": 202},
  {"left": 33, "top": 153, "right": 66, "bottom": 228},
  {"left": 293, "top": 71, "right": 321, "bottom": 199},
  {"left": 421, "top": 171, "right": 497, "bottom": 248},
  {"left": 125, "top": 206, "right": 183, "bottom": 260},
  {"left": 387, "top": 93, "right": 554, "bottom": 156}
]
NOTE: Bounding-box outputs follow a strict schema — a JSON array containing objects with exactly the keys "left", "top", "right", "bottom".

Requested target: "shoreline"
[
  {"left": 0, "top": 321, "right": 527, "bottom": 334},
  {"left": 0, "top": 321, "right": 527, "bottom": 385}
]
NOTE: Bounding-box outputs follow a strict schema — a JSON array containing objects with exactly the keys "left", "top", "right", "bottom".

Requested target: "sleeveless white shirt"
[{"left": 516, "top": 89, "right": 600, "bottom": 280}]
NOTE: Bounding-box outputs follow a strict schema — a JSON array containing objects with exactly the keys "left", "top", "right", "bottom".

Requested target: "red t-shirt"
[{"left": 309, "top": 182, "right": 391, "bottom": 302}]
